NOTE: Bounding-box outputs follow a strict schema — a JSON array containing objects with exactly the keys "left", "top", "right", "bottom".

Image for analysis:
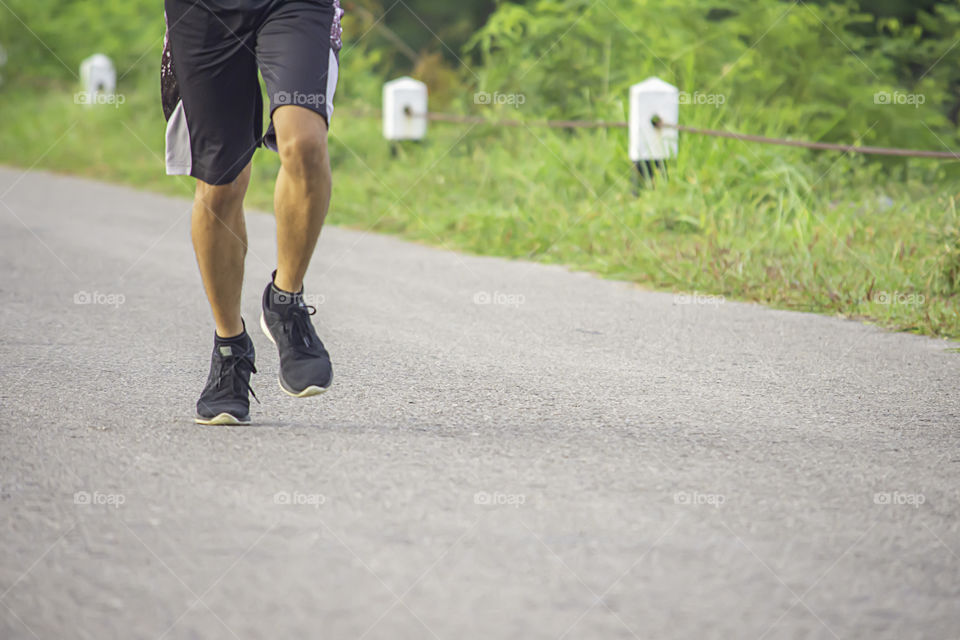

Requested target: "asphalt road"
[{"left": 1, "top": 166, "right": 959, "bottom": 639}]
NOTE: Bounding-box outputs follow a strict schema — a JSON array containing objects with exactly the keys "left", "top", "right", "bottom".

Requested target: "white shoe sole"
[
  {"left": 195, "top": 412, "right": 250, "bottom": 426},
  {"left": 260, "top": 312, "right": 331, "bottom": 398},
  {"left": 278, "top": 382, "right": 327, "bottom": 398}
]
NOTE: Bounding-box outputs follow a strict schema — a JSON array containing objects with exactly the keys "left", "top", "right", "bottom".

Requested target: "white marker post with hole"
[
  {"left": 629, "top": 77, "right": 679, "bottom": 184},
  {"left": 79, "top": 54, "right": 116, "bottom": 106},
  {"left": 383, "top": 77, "right": 428, "bottom": 142}
]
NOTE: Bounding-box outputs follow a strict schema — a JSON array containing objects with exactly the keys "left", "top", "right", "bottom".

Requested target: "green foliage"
[
  {"left": 871, "top": 1, "right": 960, "bottom": 124},
  {"left": 466, "top": 0, "right": 959, "bottom": 153},
  {"left": 351, "top": 0, "right": 496, "bottom": 69},
  {"left": 0, "top": 0, "right": 162, "bottom": 84}
]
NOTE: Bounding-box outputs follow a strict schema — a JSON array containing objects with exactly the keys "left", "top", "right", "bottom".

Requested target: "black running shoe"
[
  {"left": 260, "top": 276, "right": 332, "bottom": 397},
  {"left": 195, "top": 329, "right": 258, "bottom": 425}
]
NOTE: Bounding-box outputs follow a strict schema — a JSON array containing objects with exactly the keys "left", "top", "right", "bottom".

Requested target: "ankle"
[
  {"left": 215, "top": 319, "right": 246, "bottom": 340},
  {"left": 272, "top": 270, "right": 302, "bottom": 295}
]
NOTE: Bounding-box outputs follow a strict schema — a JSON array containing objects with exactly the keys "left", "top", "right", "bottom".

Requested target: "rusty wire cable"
[{"left": 350, "top": 108, "right": 960, "bottom": 160}]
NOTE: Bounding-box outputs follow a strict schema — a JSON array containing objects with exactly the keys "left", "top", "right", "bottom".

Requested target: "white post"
[
  {"left": 383, "top": 77, "right": 428, "bottom": 141},
  {"left": 79, "top": 54, "right": 116, "bottom": 105},
  {"left": 629, "top": 77, "right": 679, "bottom": 163}
]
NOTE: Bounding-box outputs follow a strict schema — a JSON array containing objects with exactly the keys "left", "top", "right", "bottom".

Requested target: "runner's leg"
[
  {"left": 256, "top": 0, "right": 340, "bottom": 293},
  {"left": 163, "top": 0, "right": 263, "bottom": 336},
  {"left": 272, "top": 108, "right": 330, "bottom": 294},
  {"left": 191, "top": 164, "right": 252, "bottom": 338},
  {"left": 163, "top": 0, "right": 265, "bottom": 421}
]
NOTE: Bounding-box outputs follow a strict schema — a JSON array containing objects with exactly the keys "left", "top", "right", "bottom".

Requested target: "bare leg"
[
  {"left": 271, "top": 105, "right": 332, "bottom": 293},
  {"left": 191, "top": 163, "right": 251, "bottom": 338}
]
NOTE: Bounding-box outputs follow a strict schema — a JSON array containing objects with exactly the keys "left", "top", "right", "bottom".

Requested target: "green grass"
[{"left": 2, "top": 79, "right": 958, "bottom": 340}]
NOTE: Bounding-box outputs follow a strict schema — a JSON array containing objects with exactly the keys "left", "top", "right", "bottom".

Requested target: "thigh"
[
  {"left": 162, "top": 0, "right": 263, "bottom": 185},
  {"left": 256, "top": 0, "right": 342, "bottom": 150}
]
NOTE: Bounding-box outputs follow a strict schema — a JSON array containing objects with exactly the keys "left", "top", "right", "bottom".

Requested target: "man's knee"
[
  {"left": 195, "top": 168, "right": 250, "bottom": 218},
  {"left": 278, "top": 129, "right": 330, "bottom": 178}
]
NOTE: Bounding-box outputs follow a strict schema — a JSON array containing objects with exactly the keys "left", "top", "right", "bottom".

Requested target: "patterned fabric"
[
  {"left": 331, "top": 0, "right": 344, "bottom": 52},
  {"left": 160, "top": 12, "right": 178, "bottom": 121}
]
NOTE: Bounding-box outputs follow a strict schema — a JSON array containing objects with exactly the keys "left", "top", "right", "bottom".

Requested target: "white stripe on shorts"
[
  {"left": 165, "top": 100, "right": 192, "bottom": 176},
  {"left": 325, "top": 49, "right": 338, "bottom": 122}
]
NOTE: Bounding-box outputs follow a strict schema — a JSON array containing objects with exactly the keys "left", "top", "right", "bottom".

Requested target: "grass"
[{"left": 2, "top": 77, "right": 958, "bottom": 340}]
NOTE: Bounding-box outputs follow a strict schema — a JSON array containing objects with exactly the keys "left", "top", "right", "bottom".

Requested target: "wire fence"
[
  {"left": 349, "top": 108, "right": 960, "bottom": 161},
  {"left": 656, "top": 120, "right": 960, "bottom": 160}
]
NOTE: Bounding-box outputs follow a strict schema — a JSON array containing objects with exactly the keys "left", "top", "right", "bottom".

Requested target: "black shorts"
[{"left": 161, "top": 0, "right": 343, "bottom": 185}]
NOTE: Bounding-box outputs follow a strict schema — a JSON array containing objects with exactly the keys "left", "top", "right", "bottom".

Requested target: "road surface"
[{"left": 1, "top": 167, "right": 959, "bottom": 639}]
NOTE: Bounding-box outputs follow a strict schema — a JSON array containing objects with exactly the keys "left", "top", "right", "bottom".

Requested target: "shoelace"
[
  {"left": 218, "top": 351, "right": 260, "bottom": 404},
  {"left": 285, "top": 304, "right": 325, "bottom": 354}
]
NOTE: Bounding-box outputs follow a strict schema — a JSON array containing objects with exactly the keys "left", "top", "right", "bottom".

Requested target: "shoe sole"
[
  {"left": 195, "top": 412, "right": 250, "bottom": 426},
  {"left": 260, "top": 312, "right": 331, "bottom": 398}
]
